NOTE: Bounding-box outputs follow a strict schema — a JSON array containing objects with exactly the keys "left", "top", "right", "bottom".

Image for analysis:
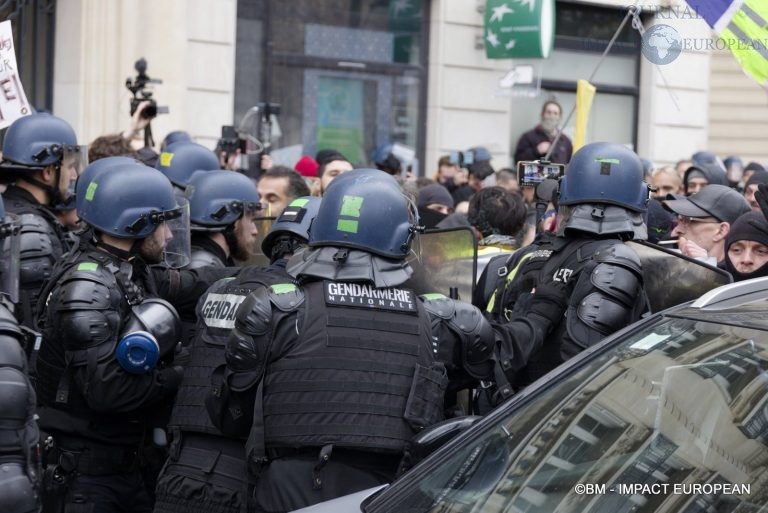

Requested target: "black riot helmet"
[
  {"left": 77, "top": 163, "right": 191, "bottom": 267},
  {"left": 309, "top": 169, "right": 420, "bottom": 259},
  {"left": 557, "top": 142, "right": 651, "bottom": 239},
  {"left": 0, "top": 113, "right": 87, "bottom": 205},
  {"left": 155, "top": 141, "right": 219, "bottom": 190},
  {"left": 262, "top": 196, "right": 321, "bottom": 262}
]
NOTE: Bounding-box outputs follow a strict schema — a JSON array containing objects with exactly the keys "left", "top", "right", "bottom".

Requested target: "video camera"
[
  {"left": 516, "top": 160, "right": 565, "bottom": 188},
  {"left": 125, "top": 58, "right": 169, "bottom": 120},
  {"left": 218, "top": 125, "right": 246, "bottom": 155},
  {"left": 226, "top": 102, "right": 281, "bottom": 178}
]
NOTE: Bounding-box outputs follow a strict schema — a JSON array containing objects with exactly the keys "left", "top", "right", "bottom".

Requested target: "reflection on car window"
[{"left": 370, "top": 317, "right": 768, "bottom": 513}]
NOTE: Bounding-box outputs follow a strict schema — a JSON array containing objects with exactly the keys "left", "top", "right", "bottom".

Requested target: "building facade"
[{"left": 11, "top": 0, "right": 760, "bottom": 174}]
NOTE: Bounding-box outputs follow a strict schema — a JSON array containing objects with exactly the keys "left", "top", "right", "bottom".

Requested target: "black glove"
[
  {"left": 528, "top": 279, "right": 570, "bottom": 322},
  {"left": 172, "top": 342, "right": 191, "bottom": 367},
  {"left": 159, "top": 365, "right": 184, "bottom": 392}
]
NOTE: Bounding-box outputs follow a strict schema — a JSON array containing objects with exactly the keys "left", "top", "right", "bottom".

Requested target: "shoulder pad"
[
  {"left": 189, "top": 248, "right": 224, "bottom": 270},
  {"left": 592, "top": 243, "right": 642, "bottom": 272},
  {"left": 234, "top": 286, "right": 274, "bottom": 336},
  {"left": 55, "top": 264, "right": 119, "bottom": 311},
  {"left": 420, "top": 293, "right": 454, "bottom": 320},
  {"left": 570, "top": 292, "right": 634, "bottom": 347},
  {"left": 0, "top": 367, "right": 31, "bottom": 428},
  {"left": 0, "top": 303, "right": 22, "bottom": 339},
  {"left": 235, "top": 266, "right": 291, "bottom": 288},
  {"left": 267, "top": 282, "right": 305, "bottom": 312},
  {"left": 0, "top": 334, "right": 27, "bottom": 371},
  {"left": 18, "top": 214, "right": 57, "bottom": 256}
]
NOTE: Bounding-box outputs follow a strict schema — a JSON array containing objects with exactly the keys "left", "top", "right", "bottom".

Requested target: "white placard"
[{"left": 0, "top": 20, "right": 31, "bottom": 129}]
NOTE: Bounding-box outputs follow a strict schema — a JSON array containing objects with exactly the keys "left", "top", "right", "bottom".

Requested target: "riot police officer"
[
  {"left": 0, "top": 113, "right": 85, "bottom": 332},
  {"left": 155, "top": 141, "right": 220, "bottom": 196},
  {"left": 34, "top": 162, "right": 233, "bottom": 512},
  {"left": 153, "top": 197, "right": 321, "bottom": 513},
  {"left": 186, "top": 170, "right": 262, "bottom": 269},
  {"left": 479, "top": 142, "right": 650, "bottom": 394},
  {"left": 206, "top": 170, "right": 449, "bottom": 511},
  {"left": 0, "top": 196, "right": 40, "bottom": 513}
]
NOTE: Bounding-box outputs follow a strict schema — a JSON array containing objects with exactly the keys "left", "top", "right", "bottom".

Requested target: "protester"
[
  {"left": 682, "top": 161, "right": 728, "bottom": 196},
  {"left": 743, "top": 169, "right": 768, "bottom": 212},
  {"left": 723, "top": 211, "right": 768, "bottom": 281},
  {"left": 257, "top": 166, "right": 311, "bottom": 217},
  {"left": 650, "top": 165, "right": 682, "bottom": 199},
  {"left": 743, "top": 161, "right": 766, "bottom": 185},
  {"left": 514, "top": 100, "right": 573, "bottom": 165},
  {"left": 417, "top": 183, "right": 454, "bottom": 229},
  {"left": 663, "top": 184, "right": 751, "bottom": 264},
  {"left": 317, "top": 153, "right": 353, "bottom": 196}
]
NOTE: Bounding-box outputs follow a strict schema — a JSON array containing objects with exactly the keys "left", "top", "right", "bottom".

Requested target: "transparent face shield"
[
  {"left": 58, "top": 145, "right": 88, "bottom": 201},
  {"left": 162, "top": 197, "right": 191, "bottom": 269},
  {"left": 233, "top": 200, "right": 263, "bottom": 258},
  {"left": 0, "top": 214, "right": 21, "bottom": 303},
  {"left": 130, "top": 199, "right": 190, "bottom": 269}
]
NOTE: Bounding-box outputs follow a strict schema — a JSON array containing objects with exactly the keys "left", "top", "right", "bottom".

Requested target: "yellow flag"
[{"left": 573, "top": 79, "right": 596, "bottom": 153}]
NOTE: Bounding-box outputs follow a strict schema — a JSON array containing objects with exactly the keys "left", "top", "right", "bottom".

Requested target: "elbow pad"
[{"left": 421, "top": 295, "right": 495, "bottom": 380}]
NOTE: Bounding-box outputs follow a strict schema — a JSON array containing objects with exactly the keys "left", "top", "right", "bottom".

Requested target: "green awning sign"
[{"left": 484, "top": 0, "right": 555, "bottom": 59}]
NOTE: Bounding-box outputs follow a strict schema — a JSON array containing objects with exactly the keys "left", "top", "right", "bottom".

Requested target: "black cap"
[{"left": 662, "top": 184, "right": 750, "bottom": 224}]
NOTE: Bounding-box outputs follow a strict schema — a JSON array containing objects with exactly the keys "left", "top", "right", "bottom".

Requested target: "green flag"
[{"left": 484, "top": 0, "right": 555, "bottom": 59}]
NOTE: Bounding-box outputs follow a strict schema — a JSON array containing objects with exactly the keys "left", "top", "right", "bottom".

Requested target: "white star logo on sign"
[
  {"left": 516, "top": 0, "right": 536, "bottom": 13},
  {"left": 393, "top": 0, "right": 412, "bottom": 15},
  {"left": 505, "top": 39, "right": 516, "bottom": 49},
  {"left": 490, "top": 3, "right": 514, "bottom": 23},
  {"left": 486, "top": 30, "right": 500, "bottom": 47}
]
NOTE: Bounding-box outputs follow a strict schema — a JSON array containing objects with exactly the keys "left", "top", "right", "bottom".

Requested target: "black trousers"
[
  {"left": 249, "top": 451, "right": 398, "bottom": 513},
  {"left": 61, "top": 472, "right": 153, "bottom": 513},
  {"left": 153, "top": 440, "right": 246, "bottom": 513}
]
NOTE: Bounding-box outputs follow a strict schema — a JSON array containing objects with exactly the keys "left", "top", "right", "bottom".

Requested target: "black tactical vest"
[
  {"left": 36, "top": 248, "right": 144, "bottom": 420},
  {"left": 258, "top": 280, "right": 446, "bottom": 454},
  {"left": 169, "top": 266, "right": 288, "bottom": 435}
]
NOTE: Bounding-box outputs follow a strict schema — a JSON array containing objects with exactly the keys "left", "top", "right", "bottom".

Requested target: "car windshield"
[{"left": 367, "top": 313, "right": 768, "bottom": 513}]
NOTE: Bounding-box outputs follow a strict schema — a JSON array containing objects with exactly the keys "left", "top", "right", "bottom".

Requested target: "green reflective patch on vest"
[
  {"left": 85, "top": 182, "right": 98, "bottom": 201},
  {"left": 337, "top": 219, "right": 359, "bottom": 233},
  {"left": 339, "top": 195, "right": 364, "bottom": 217},
  {"left": 77, "top": 262, "right": 98, "bottom": 271},
  {"left": 421, "top": 293, "right": 446, "bottom": 301},
  {"left": 594, "top": 158, "right": 620, "bottom": 165},
  {"left": 289, "top": 198, "right": 309, "bottom": 207},
  {"left": 271, "top": 283, "right": 297, "bottom": 294}
]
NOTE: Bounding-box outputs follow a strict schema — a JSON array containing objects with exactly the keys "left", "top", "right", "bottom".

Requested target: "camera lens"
[{"left": 141, "top": 103, "right": 157, "bottom": 119}]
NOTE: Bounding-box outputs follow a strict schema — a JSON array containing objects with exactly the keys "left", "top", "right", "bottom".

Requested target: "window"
[
  {"left": 234, "top": 0, "right": 428, "bottom": 168},
  {"left": 510, "top": 2, "right": 642, "bottom": 161},
  {"left": 367, "top": 315, "right": 768, "bottom": 512}
]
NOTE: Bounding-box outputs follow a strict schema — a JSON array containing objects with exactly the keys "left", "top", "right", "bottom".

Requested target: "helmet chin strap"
[{"left": 23, "top": 164, "right": 66, "bottom": 206}]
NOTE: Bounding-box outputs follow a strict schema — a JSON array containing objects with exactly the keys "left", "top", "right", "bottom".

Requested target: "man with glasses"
[{"left": 663, "top": 184, "right": 750, "bottom": 264}]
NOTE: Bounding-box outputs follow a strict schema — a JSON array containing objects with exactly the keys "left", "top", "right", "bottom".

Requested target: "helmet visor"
[
  {"left": 161, "top": 197, "right": 191, "bottom": 269},
  {"left": 59, "top": 145, "right": 89, "bottom": 201},
  {"left": 0, "top": 214, "right": 21, "bottom": 303}
]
